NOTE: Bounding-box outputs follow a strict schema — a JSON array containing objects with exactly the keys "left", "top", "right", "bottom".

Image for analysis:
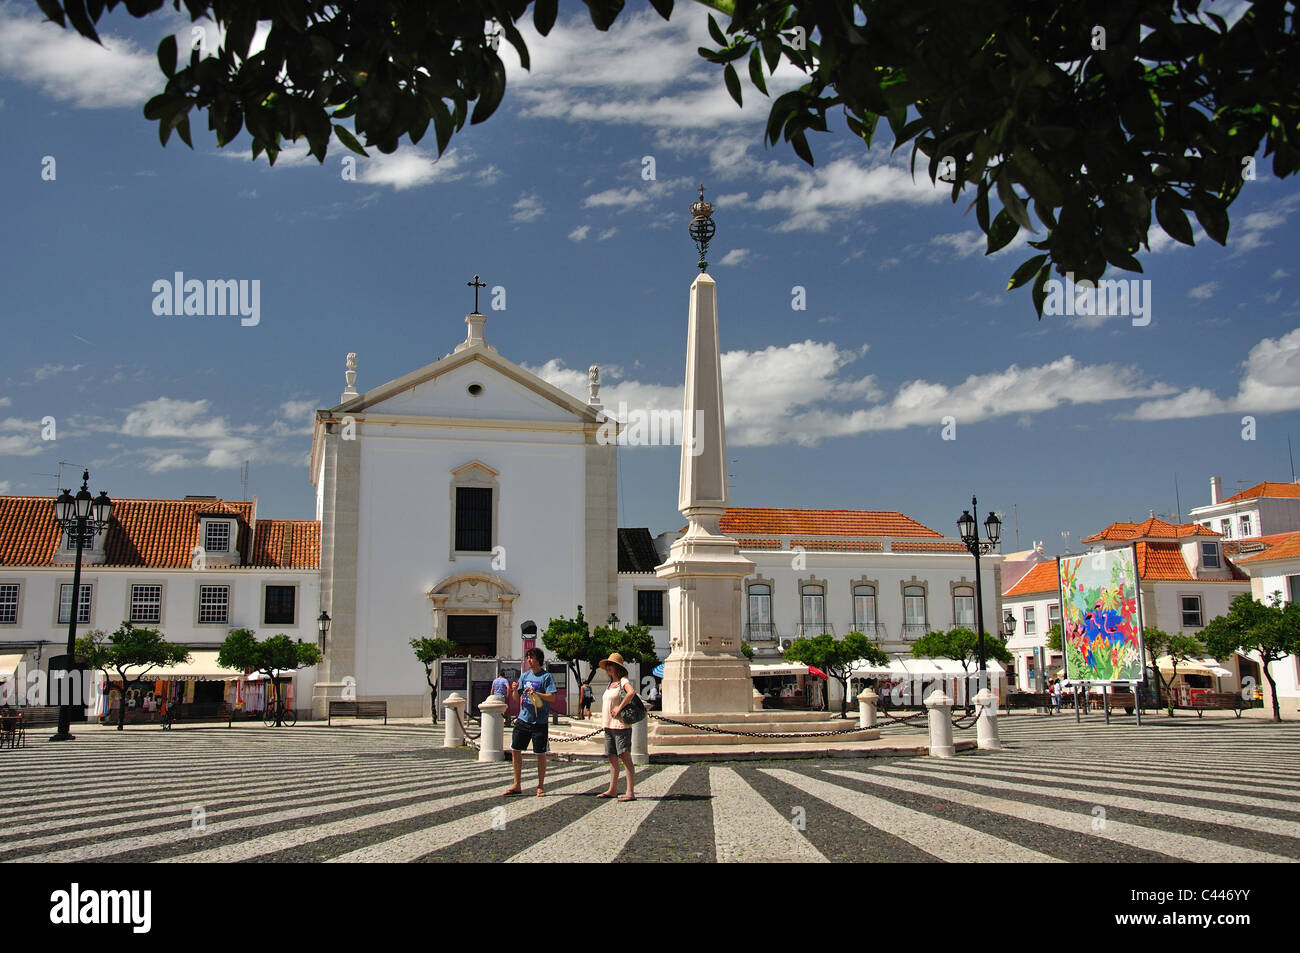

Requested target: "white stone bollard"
[
  {"left": 442, "top": 692, "right": 467, "bottom": 749},
  {"left": 857, "top": 688, "right": 879, "bottom": 728},
  {"left": 973, "top": 688, "right": 1002, "bottom": 751},
  {"left": 752, "top": 687, "right": 765, "bottom": 712},
  {"left": 478, "top": 693, "right": 506, "bottom": 762},
  {"left": 631, "top": 717, "right": 649, "bottom": 766},
  {"left": 925, "top": 689, "right": 955, "bottom": 759}
]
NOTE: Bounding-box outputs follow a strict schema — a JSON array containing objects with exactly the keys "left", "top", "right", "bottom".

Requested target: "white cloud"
[
  {"left": 717, "top": 248, "right": 752, "bottom": 266},
  {"left": 528, "top": 343, "right": 1174, "bottom": 447},
  {"left": 0, "top": 417, "right": 42, "bottom": 457},
  {"left": 568, "top": 225, "right": 591, "bottom": 242},
  {"left": 748, "top": 156, "right": 947, "bottom": 231},
  {"left": 476, "top": 165, "right": 502, "bottom": 186},
  {"left": 931, "top": 232, "right": 987, "bottom": 259},
  {"left": 0, "top": 6, "right": 159, "bottom": 108},
  {"left": 1188, "top": 281, "right": 1220, "bottom": 300},
  {"left": 1273, "top": 269, "right": 1290, "bottom": 280},
  {"left": 0, "top": 481, "right": 11, "bottom": 494},
  {"left": 511, "top": 192, "right": 545, "bottom": 223},
  {"left": 597, "top": 227, "right": 617, "bottom": 241},
  {"left": 0, "top": 396, "right": 10, "bottom": 407},
  {"left": 358, "top": 146, "right": 465, "bottom": 190},
  {"left": 1131, "top": 326, "right": 1300, "bottom": 420},
  {"left": 33, "top": 363, "right": 83, "bottom": 381},
  {"left": 582, "top": 176, "right": 692, "bottom": 213}
]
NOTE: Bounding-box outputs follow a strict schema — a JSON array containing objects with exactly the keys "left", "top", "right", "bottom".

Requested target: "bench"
[
  {"left": 1005, "top": 692, "right": 1052, "bottom": 710},
  {"left": 1185, "top": 692, "right": 1246, "bottom": 718},
  {"left": 328, "top": 700, "right": 388, "bottom": 725}
]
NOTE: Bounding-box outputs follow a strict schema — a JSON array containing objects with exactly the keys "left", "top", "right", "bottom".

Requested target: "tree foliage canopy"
[
  {"left": 541, "top": 605, "right": 659, "bottom": 686},
  {"left": 1203, "top": 592, "right": 1300, "bottom": 721},
  {"left": 783, "top": 630, "right": 887, "bottom": 716},
  {"left": 76, "top": 622, "right": 191, "bottom": 729},
  {"left": 39, "top": 0, "right": 1300, "bottom": 317},
  {"left": 911, "top": 626, "right": 1014, "bottom": 672}
]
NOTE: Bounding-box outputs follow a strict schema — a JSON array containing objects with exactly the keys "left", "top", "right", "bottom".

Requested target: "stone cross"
[{"left": 467, "top": 275, "right": 486, "bottom": 314}]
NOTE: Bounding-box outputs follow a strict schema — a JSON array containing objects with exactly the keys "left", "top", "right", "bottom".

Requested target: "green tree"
[
  {"left": 217, "top": 628, "right": 322, "bottom": 726},
  {"left": 1140, "top": 626, "right": 1204, "bottom": 713},
  {"left": 410, "top": 637, "right": 456, "bottom": 724},
  {"left": 1203, "top": 592, "right": 1300, "bottom": 723},
  {"left": 76, "top": 623, "right": 191, "bottom": 731},
  {"left": 542, "top": 606, "right": 658, "bottom": 710},
  {"left": 783, "top": 631, "right": 888, "bottom": 718},
  {"left": 911, "top": 626, "right": 1014, "bottom": 710},
  {"left": 541, "top": 605, "right": 594, "bottom": 699},
  {"left": 740, "top": 641, "right": 754, "bottom": 660},
  {"left": 42, "top": 1, "right": 1299, "bottom": 317},
  {"left": 1046, "top": 622, "right": 1062, "bottom": 653}
]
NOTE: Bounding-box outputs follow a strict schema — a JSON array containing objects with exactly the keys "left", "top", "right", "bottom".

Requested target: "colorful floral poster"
[{"left": 1058, "top": 547, "right": 1145, "bottom": 683}]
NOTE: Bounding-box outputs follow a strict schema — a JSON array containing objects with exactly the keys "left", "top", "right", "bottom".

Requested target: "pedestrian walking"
[
  {"left": 504, "top": 648, "right": 556, "bottom": 798},
  {"left": 596, "top": 653, "right": 637, "bottom": 802},
  {"left": 581, "top": 681, "right": 594, "bottom": 720},
  {"left": 491, "top": 668, "right": 511, "bottom": 727},
  {"left": 1051, "top": 678, "right": 1063, "bottom": 714}
]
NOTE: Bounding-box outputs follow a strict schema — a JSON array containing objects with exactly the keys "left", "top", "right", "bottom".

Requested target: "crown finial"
[{"left": 688, "top": 184, "right": 716, "bottom": 272}]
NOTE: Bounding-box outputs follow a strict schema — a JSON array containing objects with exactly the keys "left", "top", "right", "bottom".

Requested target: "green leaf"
[
  {"left": 1188, "top": 193, "right": 1229, "bottom": 245},
  {"left": 582, "top": 0, "right": 626, "bottom": 31},
  {"left": 997, "top": 170, "right": 1036, "bottom": 232},
  {"left": 748, "top": 46, "right": 768, "bottom": 96},
  {"left": 1031, "top": 263, "right": 1052, "bottom": 318},
  {"left": 1007, "top": 254, "right": 1048, "bottom": 290},
  {"left": 648, "top": 0, "right": 674, "bottom": 19},
  {"left": 724, "top": 63, "right": 742, "bottom": 107},
  {"left": 333, "top": 123, "right": 369, "bottom": 157},
  {"left": 470, "top": 59, "right": 507, "bottom": 125},
  {"left": 533, "top": 0, "right": 558, "bottom": 36},
  {"left": 986, "top": 209, "right": 1019, "bottom": 254},
  {"left": 707, "top": 13, "right": 727, "bottom": 47},
  {"left": 156, "top": 33, "right": 177, "bottom": 77},
  {"left": 34, "top": 0, "right": 66, "bottom": 28},
  {"left": 788, "top": 127, "right": 814, "bottom": 166}
]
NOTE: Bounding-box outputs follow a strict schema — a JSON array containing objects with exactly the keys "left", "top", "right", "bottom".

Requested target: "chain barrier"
[
  {"left": 874, "top": 707, "right": 931, "bottom": 727},
  {"left": 646, "top": 712, "right": 875, "bottom": 739},
  {"left": 451, "top": 707, "right": 479, "bottom": 750},
  {"left": 950, "top": 706, "right": 985, "bottom": 730}
]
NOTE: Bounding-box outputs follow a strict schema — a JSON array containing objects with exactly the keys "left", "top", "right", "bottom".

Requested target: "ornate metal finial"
[
  {"left": 688, "top": 183, "right": 715, "bottom": 272},
  {"left": 467, "top": 274, "right": 486, "bottom": 314}
]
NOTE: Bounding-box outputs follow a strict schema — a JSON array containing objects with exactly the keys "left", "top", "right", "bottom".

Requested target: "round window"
[{"left": 467, "top": 383, "right": 483, "bottom": 396}]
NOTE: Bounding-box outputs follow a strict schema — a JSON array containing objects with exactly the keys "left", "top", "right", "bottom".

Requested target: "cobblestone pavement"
[{"left": 1, "top": 716, "right": 1296, "bottom": 862}]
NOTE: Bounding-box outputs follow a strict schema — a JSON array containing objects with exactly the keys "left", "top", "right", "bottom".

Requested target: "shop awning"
[
  {"left": 750, "top": 662, "right": 810, "bottom": 677},
  {"left": 131, "top": 650, "right": 244, "bottom": 682},
  {"left": 850, "top": 657, "right": 1006, "bottom": 678},
  {"left": 0, "top": 653, "right": 25, "bottom": 681},
  {"left": 1156, "top": 656, "right": 1230, "bottom": 678}
]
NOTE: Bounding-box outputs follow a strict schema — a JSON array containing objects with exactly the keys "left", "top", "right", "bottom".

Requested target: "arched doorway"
[{"left": 427, "top": 572, "right": 519, "bottom": 657}]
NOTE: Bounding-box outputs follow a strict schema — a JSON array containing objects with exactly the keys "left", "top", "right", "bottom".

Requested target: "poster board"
[{"left": 1057, "top": 544, "right": 1145, "bottom": 684}]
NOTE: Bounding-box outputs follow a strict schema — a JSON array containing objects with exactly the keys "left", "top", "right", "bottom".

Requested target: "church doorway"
[{"left": 447, "top": 615, "right": 498, "bottom": 657}]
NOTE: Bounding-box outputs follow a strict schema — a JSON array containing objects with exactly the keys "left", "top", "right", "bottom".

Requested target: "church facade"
[{"left": 310, "top": 311, "right": 618, "bottom": 719}]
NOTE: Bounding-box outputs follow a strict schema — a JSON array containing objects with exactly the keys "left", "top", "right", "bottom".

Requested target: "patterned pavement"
[{"left": 1, "top": 715, "right": 1296, "bottom": 862}]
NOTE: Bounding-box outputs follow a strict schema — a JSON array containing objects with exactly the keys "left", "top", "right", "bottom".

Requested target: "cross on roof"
[{"left": 467, "top": 274, "right": 486, "bottom": 314}]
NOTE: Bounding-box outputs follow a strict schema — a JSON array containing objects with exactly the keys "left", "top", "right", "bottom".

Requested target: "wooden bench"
[
  {"left": 1185, "top": 692, "right": 1246, "bottom": 718},
  {"left": 328, "top": 700, "right": 388, "bottom": 725},
  {"left": 1005, "top": 692, "right": 1052, "bottom": 710}
]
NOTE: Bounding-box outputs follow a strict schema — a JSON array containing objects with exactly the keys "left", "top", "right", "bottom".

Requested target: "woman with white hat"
[{"left": 596, "top": 653, "right": 637, "bottom": 801}]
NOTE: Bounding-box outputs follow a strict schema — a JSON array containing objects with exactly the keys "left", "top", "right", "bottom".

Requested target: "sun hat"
[{"left": 598, "top": 653, "right": 629, "bottom": 676}]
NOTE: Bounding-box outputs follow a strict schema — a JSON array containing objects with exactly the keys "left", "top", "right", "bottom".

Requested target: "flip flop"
[
  {"left": 503, "top": 787, "right": 522, "bottom": 796},
  {"left": 596, "top": 792, "right": 617, "bottom": 799},
  {"left": 618, "top": 795, "right": 636, "bottom": 802},
  {"left": 536, "top": 788, "right": 546, "bottom": 797}
]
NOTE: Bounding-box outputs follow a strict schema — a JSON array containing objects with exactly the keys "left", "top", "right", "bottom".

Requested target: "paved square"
[{"left": 1, "top": 715, "right": 1296, "bottom": 862}]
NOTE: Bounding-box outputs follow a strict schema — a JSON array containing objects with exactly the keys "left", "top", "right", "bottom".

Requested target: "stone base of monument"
[{"left": 649, "top": 710, "right": 880, "bottom": 746}]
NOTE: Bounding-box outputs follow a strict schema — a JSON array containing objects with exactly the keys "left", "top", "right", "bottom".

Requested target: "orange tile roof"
[
  {"left": 788, "top": 539, "right": 885, "bottom": 552},
  {"left": 1004, "top": 561, "right": 1060, "bottom": 597},
  {"left": 0, "top": 496, "right": 318, "bottom": 569},
  {"left": 719, "top": 508, "right": 944, "bottom": 538},
  {"left": 1234, "top": 530, "right": 1300, "bottom": 566},
  {"left": 1219, "top": 481, "right": 1300, "bottom": 504},
  {"left": 1134, "top": 542, "right": 1194, "bottom": 581},
  {"left": 1082, "top": 517, "right": 1219, "bottom": 542},
  {"left": 889, "top": 540, "right": 968, "bottom": 554},
  {"left": 250, "top": 520, "right": 322, "bottom": 569},
  {"left": 736, "top": 538, "right": 784, "bottom": 550}
]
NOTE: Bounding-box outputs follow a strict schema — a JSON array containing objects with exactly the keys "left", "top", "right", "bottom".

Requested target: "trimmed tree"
[
  {"left": 217, "top": 629, "right": 322, "bottom": 726},
  {"left": 1140, "top": 627, "right": 1204, "bottom": 714},
  {"left": 410, "top": 637, "right": 456, "bottom": 725},
  {"left": 784, "top": 631, "right": 888, "bottom": 718},
  {"left": 911, "top": 627, "right": 1015, "bottom": 705},
  {"left": 76, "top": 623, "right": 192, "bottom": 730},
  {"left": 1203, "top": 592, "right": 1300, "bottom": 723}
]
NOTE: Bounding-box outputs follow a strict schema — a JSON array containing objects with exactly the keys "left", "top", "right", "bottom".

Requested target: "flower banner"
[{"left": 1058, "top": 547, "right": 1145, "bottom": 684}]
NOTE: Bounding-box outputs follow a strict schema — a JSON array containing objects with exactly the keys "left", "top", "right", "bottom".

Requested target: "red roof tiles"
[
  {"left": 1003, "top": 561, "right": 1060, "bottom": 597},
  {"left": 1234, "top": 530, "right": 1300, "bottom": 566},
  {"left": 1219, "top": 481, "right": 1300, "bottom": 504},
  {"left": 1082, "top": 518, "right": 1219, "bottom": 543},
  {"left": 250, "top": 520, "right": 321, "bottom": 569},
  {"left": 719, "top": 508, "right": 944, "bottom": 538}
]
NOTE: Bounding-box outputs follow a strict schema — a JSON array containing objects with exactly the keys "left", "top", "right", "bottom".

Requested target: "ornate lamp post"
[
  {"left": 317, "top": 611, "right": 331, "bottom": 652},
  {"left": 688, "top": 184, "right": 715, "bottom": 271},
  {"left": 956, "top": 496, "right": 1001, "bottom": 688},
  {"left": 51, "top": 470, "right": 113, "bottom": 742}
]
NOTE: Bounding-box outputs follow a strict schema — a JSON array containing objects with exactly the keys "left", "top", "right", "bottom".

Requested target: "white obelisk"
[{"left": 657, "top": 187, "right": 755, "bottom": 714}]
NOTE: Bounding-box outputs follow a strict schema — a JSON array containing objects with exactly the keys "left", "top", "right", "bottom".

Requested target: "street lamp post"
[
  {"left": 317, "top": 611, "right": 331, "bottom": 652},
  {"left": 51, "top": 470, "right": 113, "bottom": 742},
  {"left": 956, "top": 495, "right": 1001, "bottom": 695}
]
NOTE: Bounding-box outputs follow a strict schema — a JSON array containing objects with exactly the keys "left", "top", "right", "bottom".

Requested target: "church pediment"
[{"left": 428, "top": 571, "right": 519, "bottom": 607}]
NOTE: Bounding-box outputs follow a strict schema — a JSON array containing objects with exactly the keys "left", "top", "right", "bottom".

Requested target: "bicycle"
[{"left": 263, "top": 700, "right": 297, "bottom": 727}]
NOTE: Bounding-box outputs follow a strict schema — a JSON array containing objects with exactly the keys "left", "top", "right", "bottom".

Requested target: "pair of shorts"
[
  {"left": 511, "top": 720, "right": 549, "bottom": 754},
  {"left": 605, "top": 727, "right": 632, "bottom": 757}
]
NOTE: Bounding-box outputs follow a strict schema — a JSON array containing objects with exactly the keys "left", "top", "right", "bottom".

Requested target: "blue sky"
[{"left": 1, "top": 1, "right": 1298, "bottom": 555}]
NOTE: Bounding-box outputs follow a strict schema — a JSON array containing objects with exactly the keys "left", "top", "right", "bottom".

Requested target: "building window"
[
  {"left": 204, "top": 520, "right": 231, "bottom": 553},
  {"left": 130, "top": 585, "right": 163, "bottom": 624},
  {"left": 636, "top": 589, "right": 665, "bottom": 628},
  {"left": 1048, "top": 603, "right": 1061, "bottom": 629},
  {"left": 64, "top": 526, "right": 97, "bottom": 550},
  {"left": 454, "top": 486, "right": 493, "bottom": 552},
  {"left": 1201, "top": 543, "right": 1221, "bottom": 569},
  {"left": 263, "top": 585, "right": 296, "bottom": 625},
  {"left": 0, "top": 584, "right": 18, "bottom": 624},
  {"left": 1289, "top": 575, "right": 1300, "bottom": 604},
  {"left": 1181, "top": 595, "right": 1203, "bottom": 628},
  {"left": 746, "top": 583, "right": 773, "bottom": 640},
  {"left": 1219, "top": 519, "right": 1232, "bottom": 539},
  {"left": 1024, "top": 606, "right": 1037, "bottom": 636},
  {"left": 801, "top": 584, "right": 826, "bottom": 634},
  {"left": 58, "top": 584, "right": 92, "bottom": 624},
  {"left": 1239, "top": 514, "right": 1253, "bottom": 537},
  {"left": 903, "top": 585, "right": 927, "bottom": 637},
  {"left": 199, "top": 585, "right": 229, "bottom": 624},
  {"left": 953, "top": 585, "right": 975, "bottom": 627},
  {"left": 853, "top": 585, "right": 877, "bottom": 630}
]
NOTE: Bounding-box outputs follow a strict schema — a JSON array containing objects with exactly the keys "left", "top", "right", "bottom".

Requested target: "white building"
[
  {"left": 1229, "top": 530, "right": 1300, "bottom": 717},
  {"left": 310, "top": 312, "right": 617, "bottom": 719},
  {"left": 0, "top": 495, "right": 320, "bottom": 716},
  {"left": 1189, "top": 477, "right": 1300, "bottom": 540},
  {"left": 1002, "top": 516, "right": 1250, "bottom": 693}
]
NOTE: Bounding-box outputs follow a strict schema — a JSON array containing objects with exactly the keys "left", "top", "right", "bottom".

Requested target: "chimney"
[
  {"left": 1149, "top": 508, "right": 1155, "bottom": 519},
  {"left": 1210, "top": 476, "right": 1222, "bottom": 505}
]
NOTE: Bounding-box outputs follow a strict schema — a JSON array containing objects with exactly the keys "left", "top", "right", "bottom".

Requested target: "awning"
[
  {"left": 246, "top": 669, "right": 297, "bottom": 681},
  {"left": 850, "top": 657, "right": 1005, "bottom": 678},
  {"left": 750, "top": 662, "right": 809, "bottom": 677},
  {"left": 0, "top": 653, "right": 25, "bottom": 681},
  {"left": 120, "top": 650, "right": 244, "bottom": 682},
  {"left": 1157, "top": 656, "right": 1230, "bottom": 678}
]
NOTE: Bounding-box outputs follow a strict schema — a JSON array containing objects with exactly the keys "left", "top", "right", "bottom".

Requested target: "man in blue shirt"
[
  {"left": 505, "top": 648, "right": 556, "bottom": 797},
  {"left": 491, "top": 668, "right": 511, "bottom": 726}
]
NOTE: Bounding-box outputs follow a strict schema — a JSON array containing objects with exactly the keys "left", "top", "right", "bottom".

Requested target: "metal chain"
[
  {"left": 874, "top": 708, "right": 931, "bottom": 727},
  {"left": 645, "top": 713, "right": 876, "bottom": 739},
  {"left": 552, "top": 726, "right": 606, "bottom": 743},
  {"left": 451, "top": 707, "right": 479, "bottom": 749},
  {"left": 950, "top": 706, "right": 985, "bottom": 730}
]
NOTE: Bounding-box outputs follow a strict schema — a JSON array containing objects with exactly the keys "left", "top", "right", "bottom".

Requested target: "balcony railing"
[
  {"left": 744, "top": 622, "right": 778, "bottom": 642},
  {"left": 850, "top": 622, "right": 887, "bottom": 638},
  {"left": 901, "top": 623, "right": 930, "bottom": 640},
  {"left": 797, "top": 622, "right": 835, "bottom": 637}
]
